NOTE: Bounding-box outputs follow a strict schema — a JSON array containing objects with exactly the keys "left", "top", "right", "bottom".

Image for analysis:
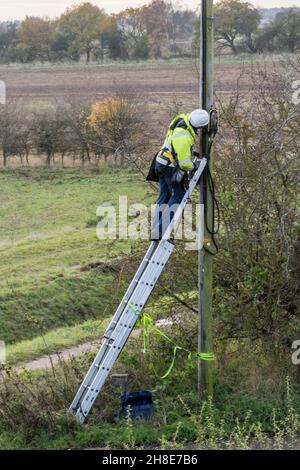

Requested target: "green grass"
[
  {"left": 0, "top": 272, "right": 115, "bottom": 344},
  {"left": 0, "top": 167, "right": 148, "bottom": 244},
  {"left": 6, "top": 317, "right": 108, "bottom": 365},
  {"left": 0, "top": 419, "right": 196, "bottom": 450},
  {"left": 0, "top": 167, "right": 153, "bottom": 347},
  {"left": 5, "top": 289, "right": 188, "bottom": 364},
  {"left": 213, "top": 52, "right": 296, "bottom": 65},
  {"left": 0, "top": 57, "right": 195, "bottom": 71},
  {"left": 0, "top": 373, "right": 298, "bottom": 450},
  {"left": 0, "top": 164, "right": 195, "bottom": 360},
  {"left": 0, "top": 53, "right": 295, "bottom": 72}
]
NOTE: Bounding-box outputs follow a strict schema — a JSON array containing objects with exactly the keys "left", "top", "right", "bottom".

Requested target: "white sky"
[{"left": 0, "top": 0, "right": 299, "bottom": 21}]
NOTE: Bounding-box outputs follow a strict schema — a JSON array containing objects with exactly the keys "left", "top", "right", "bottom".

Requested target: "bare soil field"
[{"left": 0, "top": 59, "right": 266, "bottom": 105}]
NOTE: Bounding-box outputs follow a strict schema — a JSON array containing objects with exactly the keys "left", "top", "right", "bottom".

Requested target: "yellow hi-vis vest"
[{"left": 161, "top": 114, "right": 196, "bottom": 171}]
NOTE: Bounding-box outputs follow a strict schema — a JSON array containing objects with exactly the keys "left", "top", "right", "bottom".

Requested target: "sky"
[{"left": 0, "top": 0, "right": 299, "bottom": 21}]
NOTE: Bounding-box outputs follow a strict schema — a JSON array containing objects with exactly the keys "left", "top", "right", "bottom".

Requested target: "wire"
[{"left": 202, "top": 135, "right": 220, "bottom": 256}]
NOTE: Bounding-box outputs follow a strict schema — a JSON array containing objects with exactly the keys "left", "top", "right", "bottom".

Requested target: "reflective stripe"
[
  {"left": 179, "top": 158, "right": 192, "bottom": 164},
  {"left": 172, "top": 132, "right": 192, "bottom": 139},
  {"left": 162, "top": 141, "right": 172, "bottom": 152},
  {"left": 156, "top": 156, "right": 175, "bottom": 167}
]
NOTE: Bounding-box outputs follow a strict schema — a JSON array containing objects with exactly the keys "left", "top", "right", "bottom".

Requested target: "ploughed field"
[{"left": 0, "top": 57, "right": 284, "bottom": 105}]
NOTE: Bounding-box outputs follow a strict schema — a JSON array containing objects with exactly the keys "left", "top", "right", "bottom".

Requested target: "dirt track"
[
  {"left": 15, "top": 330, "right": 143, "bottom": 372},
  {"left": 14, "top": 318, "right": 177, "bottom": 372}
]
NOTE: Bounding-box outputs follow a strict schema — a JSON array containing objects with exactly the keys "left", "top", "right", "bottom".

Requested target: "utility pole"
[{"left": 198, "top": 0, "right": 214, "bottom": 396}]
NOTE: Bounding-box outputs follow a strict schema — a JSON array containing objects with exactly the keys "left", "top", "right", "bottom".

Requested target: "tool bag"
[
  {"left": 121, "top": 390, "right": 154, "bottom": 420},
  {"left": 146, "top": 153, "right": 159, "bottom": 182}
]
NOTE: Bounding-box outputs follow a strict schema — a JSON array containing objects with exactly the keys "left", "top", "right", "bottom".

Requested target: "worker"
[{"left": 150, "top": 109, "right": 209, "bottom": 240}]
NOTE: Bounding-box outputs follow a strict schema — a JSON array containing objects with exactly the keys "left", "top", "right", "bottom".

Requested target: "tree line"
[
  {"left": 0, "top": 1, "right": 299, "bottom": 64},
  {"left": 0, "top": 97, "right": 148, "bottom": 167},
  {"left": 0, "top": 1, "right": 194, "bottom": 63}
]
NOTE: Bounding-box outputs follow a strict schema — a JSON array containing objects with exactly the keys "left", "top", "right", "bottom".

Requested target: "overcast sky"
[{"left": 0, "top": 0, "right": 299, "bottom": 21}]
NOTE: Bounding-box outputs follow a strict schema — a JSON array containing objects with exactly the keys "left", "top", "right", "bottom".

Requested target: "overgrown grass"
[{"left": 0, "top": 341, "right": 299, "bottom": 450}]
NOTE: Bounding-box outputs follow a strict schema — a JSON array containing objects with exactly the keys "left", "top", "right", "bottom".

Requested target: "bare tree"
[{"left": 0, "top": 102, "right": 22, "bottom": 166}]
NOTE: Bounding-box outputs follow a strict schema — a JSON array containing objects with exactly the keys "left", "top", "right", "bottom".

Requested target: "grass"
[
  {"left": 6, "top": 317, "right": 108, "bottom": 365},
  {"left": 213, "top": 52, "right": 296, "bottom": 65},
  {"left": 5, "top": 288, "right": 190, "bottom": 365},
  {"left": 0, "top": 166, "right": 153, "bottom": 347},
  {"left": 0, "top": 167, "right": 148, "bottom": 244},
  {"left": 0, "top": 53, "right": 295, "bottom": 72},
  {"left": 0, "top": 350, "right": 299, "bottom": 450},
  {"left": 0, "top": 57, "right": 195, "bottom": 71},
  {"left": 0, "top": 271, "right": 116, "bottom": 344}
]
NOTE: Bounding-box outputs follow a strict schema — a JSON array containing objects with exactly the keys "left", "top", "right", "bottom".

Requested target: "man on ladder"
[
  {"left": 69, "top": 108, "right": 215, "bottom": 423},
  {"left": 150, "top": 109, "right": 209, "bottom": 240}
]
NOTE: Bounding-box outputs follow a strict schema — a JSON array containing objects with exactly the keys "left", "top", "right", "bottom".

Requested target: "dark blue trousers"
[{"left": 151, "top": 163, "right": 186, "bottom": 239}]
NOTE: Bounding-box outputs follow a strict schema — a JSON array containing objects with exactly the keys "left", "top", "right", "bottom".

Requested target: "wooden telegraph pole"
[{"left": 198, "top": 0, "right": 214, "bottom": 396}]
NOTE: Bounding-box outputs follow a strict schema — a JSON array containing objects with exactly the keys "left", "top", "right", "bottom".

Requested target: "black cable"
[{"left": 202, "top": 136, "right": 220, "bottom": 256}]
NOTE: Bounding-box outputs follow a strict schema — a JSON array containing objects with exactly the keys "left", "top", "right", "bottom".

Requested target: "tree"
[
  {"left": 48, "top": 21, "right": 77, "bottom": 62},
  {"left": 117, "top": 8, "right": 149, "bottom": 60},
  {"left": 17, "top": 17, "right": 54, "bottom": 62},
  {"left": 214, "top": 0, "right": 260, "bottom": 55},
  {"left": 214, "top": 63, "right": 300, "bottom": 349},
  {"left": 87, "top": 94, "right": 147, "bottom": 165},
  {"left": 255, "top": 8, "right": 300, "bottom": 54},
  {"left": 254, "top": 22, "right": 281, "bottom": 53},
  {"left": 88, "top": 97, "right": 139, "bottom": 164},
  {"left": 0, "top": 104, "right": 20, "bottom": 166},
  {"left": 101, "top": 15, "right": 128, "bottom": 61},
  {"left": 59, "top": 2, "right": 108, "bottom": 63},
  {"left": 139, "top": 1, "right": 194, "bottom": 58},
  {"left": 14, "top": 114, "right": 33, "bottom": 165},
  {"left": 0, "top": 21, "right": 19, "bottom": 63},
  {"left": 140, "top": 0, "right": 173, "bottom": 58},
  {"left": 33, "top": 107, "right": 70, "bottom": 166},
  {"left": 273, "top": 8, "right": 300, "bottom": 53}
]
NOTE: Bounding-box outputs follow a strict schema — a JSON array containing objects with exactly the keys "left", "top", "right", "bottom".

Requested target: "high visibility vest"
[{"left": 161, "top": 114, "right": 196, "bottom": 171}]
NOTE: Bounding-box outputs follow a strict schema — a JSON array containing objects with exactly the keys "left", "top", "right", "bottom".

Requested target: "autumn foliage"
[{"left": 88, "top": 98, "right": 132, "bottom": 130}]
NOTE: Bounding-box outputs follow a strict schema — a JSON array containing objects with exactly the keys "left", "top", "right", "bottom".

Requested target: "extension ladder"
[{"left": 69, "top": 158, "right": 207, "bottom": 422}]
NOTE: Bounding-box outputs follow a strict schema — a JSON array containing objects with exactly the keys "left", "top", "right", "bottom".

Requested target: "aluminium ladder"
[{"left": 69, "top": 158, "right": 207, "bottom": 423}]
